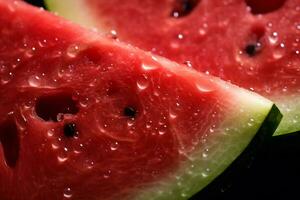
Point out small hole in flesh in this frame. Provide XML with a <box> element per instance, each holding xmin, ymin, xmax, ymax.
<box><xmin>63</xmin><ymin>123</ymin><xmax>78</xmax><ymax>138</ymax></box>
<box><xmin>245</xmin><ymin>0</ymin><xmax>286</xmax><ymax>14</ymax></box>
<box><xmin>171</xmin><ymin>0</ymin><xmax>200</xmax><ymax>18</ymax></box>
<box><xmin>35</xmin><ymin>93</ymin><xmax>79</xmax><ymax>122</ymax></box>
<box><xmin>124</xmin><ymin>107</ymin><xmax>137</xmax><ymax>118</ymax></box>
<box><xmin>0</xmin><ymin>118</ymin><xmax>20</xmax><ymax>168</ymax></box>
<box><xmin>244</xmin><ymin>25</ymin><xmax>265</xmax><ymax>57</ymax></box>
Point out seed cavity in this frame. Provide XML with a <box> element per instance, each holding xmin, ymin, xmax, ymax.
<box><xmin>63</xmin><ymin>123</ymin><xmax>78</xmax><ymax>138</ymax></box>
<box><xmin>35</xmin><ymin>93</ymin><xmax>79</xmax><ymax>122</ymax></box>
<box><xmin>245</xmin><ymin>0</ymin><xmax>286</xmax><ymax>14</ymax></box>
<box><xmin>244</xmin><ymin>25</ymin><xmax>265</xmax><ymax>57</ymax></box>
<box><xmin>171</xmin><ymin>0</ymin><xmax>200</xmax><ymax>18</ymax></box>
<box><xmin>124</xmin><ymin>106</ymin><xmax>137</xmax><ymax>118</ymax></box>
<box><xmin>0</xmin><ymin>118</ymin><xmax>20</xmax><ymax>168</ymax></box>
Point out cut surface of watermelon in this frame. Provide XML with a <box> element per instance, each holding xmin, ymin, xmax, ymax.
<box><xmin>0</xmin><ymin>1</ymin><xmax>281</xmax><ymax>200</ymax></box>
<box><xmin>46</xmin><ymin>0</ymin><xmax>300</xmax><ymax>136</ymax></box>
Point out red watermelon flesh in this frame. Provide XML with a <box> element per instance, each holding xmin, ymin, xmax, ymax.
<box><xmin>0</xmin><ymin>1</ymin><xmax>280</xmax><ymax>200</ymax></box>
<box><xmin>46</xmin><ymin>0</ymin><xmax>300</xmax><ymax>135</ymax></box>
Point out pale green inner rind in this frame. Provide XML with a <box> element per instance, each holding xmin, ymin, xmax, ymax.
<box><xmin>45</xmin><ymin>0</ymin><xmax>104</xmax><ymax>30</ymax></box>
<box><xmin>273</xmin><ymin>95</ymin><xmax>300</xmax><ymax>136</ymax></box>
<box><xmin>131</xmin><ymin>98</ymin><xmax>275</xmax><ymax>200</ymax></box>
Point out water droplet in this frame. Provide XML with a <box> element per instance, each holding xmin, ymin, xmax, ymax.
<box><xmin>51</xmin><ymin>143</ymin><xmax>59</xmax><ymax>150</ymax></box>
<box><xmin>28</xmin><ymin>75</ymin><xmax>41</xmax><ymax>87</ymax></box>
<box><xmin>170</xmin><ymin>41</ymin><xmax>180</xmax><ymax>49</ymax></box>
<box><xmin>110</xmin><ymin>141</ymin><xmax>119</xmax><ymax>151</ymax></box>
<box><xmin>24</xmin><ymin>47</ymin><xmax>35</xmax><ymax>58</ymax></box>
<box><xmin>37</xmin><ymin>39</ymin><xmax>46</xmax><ymax>47</ymax></box>
<box><xmin>84</xmin><ymin>159</ymin><xmax>94</xmax><ymax>169</ymax></box>
<box><xmin>52</xmin><ymin>50</ymin><xmax>62</xmax><ymax>58</ymax></box>
<box><xmin>1</xmin><ymin>71</ymin><xmax>13</xmax><ymax>85</ymax></box>
<box><xmin>146</xmin><ymin>121</ymin><xmax>152</xmax><ymax>129</ymax></box>
<box><xmin>79</xmin><ymin>97</ymin><xmax>90</xmax><ymax>108</ymax></box>
<box><xmin>58</xmin><ymin>65</ymin><xmax>75</xmax><ymax>78</ymax></box>
<box><xmin>273</xmin><ymin>43</ymin><xmax>285</xmax><ymax>60</ymax></box>
<box><xmin>268</xmin><ymin>32</ymin><xmax>279</xmax><ymax>45</ymax></box>
<box><xmin>103</xmin><ymin>170</ymin><xmax>112</xmax><ymax>179</ymax></box>
<box><xmin>201</xmin><ymin>172</ymin><xmax>208</xmax><ymax>178</ymax></box>
<box><xmin>172</xmin><ymin>11</ymin><xmax>179</xmax><ymax>18</ymax></box>
<box><xmin>57</xmin><ymin>155</ymin><xmax>68</xmax><ymax>163</ymax></box>
<box><xmin>196</xmin><ymin>83</ymin><xmax>213</xmax><ymax>93</ymax></box>
<box><xmin>181</xmin><ymin>192</ymin><xmax>188</xmax><ymax>198</ymax></box>
<box><xmin>183</xmin><ymin>60</ymin><xmax>193</xmax><ymax>68</ymax></box>
<box><xmin>202</xmin><ymin>152</ymin><xmax>208</xmax><ymax>158</ymax></box>
<box><xmin>141</xmin><ymin>63</ymin><xmax>158</xmax><ymax>71</ymax></box>
<box><xmin>169</xmin><ymin>111</ymin><xmax>177</xmax><ymax>119</ymax></box>
<box><xmin>67</xmin><ymin>44</ymin><xmax>80</xmax><ymax>58</ymax></box>
<box><xmin>63</xmin><ymin>187</ymin><xmax>72</xmax><ymax>198</ymax></box>
<box><xmin>127</xmin><ymin>119</ymin><xmax>135</xmax><ymax>127</ymax></box>
<box><xmin>47</xmin><ymin>129</ymin><xmax>54</xmax><ymax>137</ymax></box>
<box><xmin>177</xmin><ymin>33</ymin><xmax>184</xmax><ymax>40</ymax></box>
<box><xmin>74</xmin><ymin>143</ymin><xmax>84</xmax><ymax>154</ymax></box>
<box><xmin>158</xmin><ymin>124</ymin><xmax>168</xmax><ymax>135</ymax></box>
<box><xmin>198</xmin><ymin>28</ymin><xmax>207</xmax><ymax>36</ymax></box>
<box><xmin>151</xmin><ymin>56</ymin><xmax>159</xmax><ymax>62</ymax></box>
<box><xmin>109</xmin><ymin>30</ymin><xmax>118</xmax><ymax>39</ymax></box>
<box><xmin>296</xmin><ymin>23</ymin><xmax>300</xmax><ymax>30</ymax></box>
<box><xmin>136</xmin><ymin>76</ymin><xmax>149</xmax><ymax>91</ymax></box>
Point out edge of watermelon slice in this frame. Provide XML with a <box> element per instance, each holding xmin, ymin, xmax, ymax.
<box><xmin>130</xmin><ymin>103</ymin><xmax>281</xmax><ymax>200</ymax></box>
<box><xmin>44</xmin><ymin>0</ymin><xmax>299</xmax><ymax>137</ymax></box>
<box><xmin>1</xmin><ymin>1</ymin><xmax>282</xmax><ymax>199</ymax></box>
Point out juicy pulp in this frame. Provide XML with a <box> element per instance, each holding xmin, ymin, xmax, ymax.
<box><xmin>0</xmin><ymin>1</ymin><xmax>281</xmax><ymax>200</ymax></box>
<box><xmin>46</xmin><ymin>0</ymin><xmax>300</xmax><ymax>136</ymax></box>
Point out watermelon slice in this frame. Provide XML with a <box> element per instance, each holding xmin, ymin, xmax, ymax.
<box><xmin>0</xmin><ymin>1</ymin><xmax>281</xmax><ymax>199</ymax></box>
<box><xmin>45</xmin><ymin>0</ymin><xmax>300</xmax><ymax>136</ymax></box>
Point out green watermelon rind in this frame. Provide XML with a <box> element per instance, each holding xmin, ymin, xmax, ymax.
<box><xmin>272</xmin><ymin>97</ymin><xmax>300</xmax><ymax>136</ymax></box>
<box><xmin>44</xmin><ymin>0</ymin><xmax>103</xmax><ymax>30</ymax></box>
<box><xmin>129</xmin><ymin>102</ymin><xmax>281</xmax><ymax>200</ymax></box>
<box><xmin>45</xmin><ymin>0</ymin><xmax>296</xmax><ymax>137</ymax></box>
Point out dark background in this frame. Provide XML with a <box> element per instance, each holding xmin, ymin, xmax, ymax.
<box><xmin>23</xmin><ymin>0</ymin><xmax>300</xmax><ymax>199</ymax></box>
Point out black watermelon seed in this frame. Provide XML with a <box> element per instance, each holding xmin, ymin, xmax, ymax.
<box><xmin>63</xmin><ymin>123</ymin><xmax>78</xmax><ymax>138</ymax></box>
<box><xmin>245</xmin><ymin>42</ymin><xmax>262</xmax><ymax>57</ymax></box>
<box><xmin>124</xmin><ymin>107</ymin><xmax>137</xmax><ymax>118</ymax></box>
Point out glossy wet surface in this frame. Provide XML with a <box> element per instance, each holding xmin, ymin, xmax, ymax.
<box><xmin>8</xmin><ymin>0</ymin><xmax>300</xmax><ymax>199</ymax></box>
<box><xmin>85</xmin><ymin>0</ymin><xmax>300</xmax><ymax>134</ymax></box>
